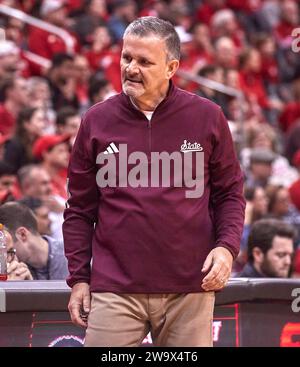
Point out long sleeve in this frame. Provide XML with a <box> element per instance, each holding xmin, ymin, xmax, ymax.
<box><xmin>209</xmin><ymin>108</ymin><xmax>246</xmax><ymax>259</ymax></box>
<box><xmin>63</xmin><ymin>117</ymin><xmax>100</xmax><ymax>288</ymax></box>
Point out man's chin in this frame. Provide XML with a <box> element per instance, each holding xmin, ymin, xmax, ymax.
<box><xmin>122</xmin><ymin>84</ymin><xmax>144</xmax><ymax>98</ymax></box>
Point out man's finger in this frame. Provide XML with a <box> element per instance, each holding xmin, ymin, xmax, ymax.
<box><xmin>202</xmin><ymin>268</ymin><xmax>229</xmax><ymax>291</ymax></box>
<box><xmin>201</xmin><ymin>252</ymin><xmax>213</xmax><ymax>273</ymax></box>
<box><xmin>202</xmin><ymin>261</ymin><xmax>222</xmax><ymax>283</ymax></box>
<box><xmin>69</xmin><ymin>302</ymin><xmax>87</xmax><ymax>328</ymax></box>
<box><xmin>83</xmin><ymin>294</ymin><xmax>91</xmax><ymax>313</ymax></box>
<box><xmin>7</xmin><ymin>261</ymin><xmax>18</xmax><ymax>274</ymax></box>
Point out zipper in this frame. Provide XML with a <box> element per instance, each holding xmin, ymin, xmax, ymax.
<box><xmin>148</xmin><ymin>118</ymin><xmax>152</xmax><ymax>162</ymax></box>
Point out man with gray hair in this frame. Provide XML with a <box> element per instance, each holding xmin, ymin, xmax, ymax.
<box><xmin>18</xmin><ymin>164</ymin><xmax>65</xmax><ymax>241</ymax></box>
<box><xmin>64</xmin><ymin>16</ymin><xmax>245</xmax><ymax>347</ymax></box>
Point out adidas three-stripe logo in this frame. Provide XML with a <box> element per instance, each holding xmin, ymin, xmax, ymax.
<box><xmin>103</xmin><ymin>142</ymin><xmax>119</xmax><ymax>154</ymax></box>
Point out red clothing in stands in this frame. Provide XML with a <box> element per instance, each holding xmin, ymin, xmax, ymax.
<box><xmin>239</xmin><ymin>71</ymin><xmax>269</xmax><ymax>109</ymax></box>
<box><xmin>289</xmin><ymin>179</ymin><xmax>300</xmax><ymax>212</ymax></box>
<box><xmin>0</xmin><ymin>104</ymin><xmax>15</xmax><ymax>136</ymax></box>
<box><xmin>293</xmin><ymin>247</ymin><xmax>300</xmax><ymax>274</ymax></box>
<box><xmin>226</xmin><ymin>0</ymin><xmax>262</xmax><ymax>13</ymax></box>
<box><xmin>261</xmin><ymin>57</ymin><xmax>279</xmax><ymax>84</ymax></box>
<box><xmin>279</xmin><ymin>102</ymin><xmax>300</xmax><ymax>132</ymax></box>
<box><xmin>196</xmin><ymin>3</ymin><xmax>225</xmax><ymax>25</ymax></box>
<box><xmin>275</xmin><ymin>21</ymin><xmax>294</xmax><ymax>46</ymax></box>
<box><xmin>27</xmin><ymin>27</ymin><xmax>79</xmax><ymax>60</ymax></box>
<box><xmin>84</xmin><ymin>48</ymin><xmax>122</xmax><ymax>92</ymax></box>
<box><xmin>51</xmin><ymin>168</ymin><xmax>68</xmax><ymax>200</ymax></box>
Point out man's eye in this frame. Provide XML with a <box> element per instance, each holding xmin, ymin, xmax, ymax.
<box><xmin>277</xmin><ymin>253</ymin><xmax>290</xmax><ymax>259</ymax></box>
<box><xmin>122</xmin><ymin>55</ymin><xmax>131</xmax><ymax>62</ymax></box>
<box><xmin>140</xmin><ymin>59</ymin><xmax>150</xmax><ymax>65</ymax></box>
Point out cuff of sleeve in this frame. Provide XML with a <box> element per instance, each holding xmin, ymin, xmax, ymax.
<box><xmin>66</xmin><ymin>277</ymin><xmax>90</xmax><ymax>289</ymax></box>
<box><xmin>214</xmin><ymin>243</ymin><xmax>238</xmax><ymax>260</ymax></box>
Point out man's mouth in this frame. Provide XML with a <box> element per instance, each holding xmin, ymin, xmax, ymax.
<box><xmin>126</xmin><ymin>78</ymin><xmax>142</xmax><ymax>84</ymax></box>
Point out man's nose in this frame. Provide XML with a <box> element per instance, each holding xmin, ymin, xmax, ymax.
<box><xmin>284</xmin><ymin>255</ymin><xmax>292</xmax><ymax>266</ymax></box>
<box><xmin>126</xmin><ymin>60</ymin><xmax>139</xmax><ymax>75</ymax></box>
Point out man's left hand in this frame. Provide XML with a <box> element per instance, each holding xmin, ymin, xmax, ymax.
<box><xmin>201</xmin><ymin>247</ymin><xmax>233</xmax><ymax>291</ymax></box>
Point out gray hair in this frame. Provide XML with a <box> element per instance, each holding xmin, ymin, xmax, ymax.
<box><xmin>123</xmin><ymin>16</ymin><xmax>181</xmax><ymax>61</ymax></box>
<box><xmin>17</xmin><ymin>164</ymin><xmax>40</xmax><ymax>187</ymax></box>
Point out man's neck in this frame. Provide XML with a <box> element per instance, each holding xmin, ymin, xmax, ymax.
<box><xmin>29</xmin><ymin>236</ymin><xmax>49</xmax><ymax>268</ymax></box>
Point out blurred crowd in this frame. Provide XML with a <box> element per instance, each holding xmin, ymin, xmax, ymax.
<box><xmin>0</xmin><ymin>0</ymin><xmax>300</xmax><ymax>280</ymax></box>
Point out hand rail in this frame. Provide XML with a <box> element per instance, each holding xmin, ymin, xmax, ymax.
<box><xmin>0</xmin><ymin>3</ymin><xmax>75</xmax><ymax>55</ymax></box>
<box><xmin>23</xmin><ymin>50</ymin><xmax>51</xmax><ymax>69</ymax></box>
<box><xmin>177</xmin><ymin>68</ymin><xmax>243</xmax><ymax>98</ymax></box>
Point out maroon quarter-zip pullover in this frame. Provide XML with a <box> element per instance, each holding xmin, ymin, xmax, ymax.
<box><xmin>63</xmin><ymin>82</ymin><xmax>246</xmax><ymax>293</ymax></box>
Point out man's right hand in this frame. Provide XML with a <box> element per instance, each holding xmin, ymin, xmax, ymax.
<box><xmin>68</xmin><ymin>282</ymin><xmax>91</xmax><ymax>328</ymax></box>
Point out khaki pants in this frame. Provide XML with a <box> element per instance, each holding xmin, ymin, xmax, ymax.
<box><xmin>85</xmin><ymin>292</ymin><xmax>215</xmax><ymax>347</ymax></box>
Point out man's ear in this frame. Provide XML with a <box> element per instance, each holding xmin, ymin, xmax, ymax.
<box><xmin>252</xmin><ymin>247</ymin><xmax>264</xmax><ymax>265</ymax></box>
<box><xmin>15</xmin><ymin>227</ymin><xmax>28</xmax><ymax>242</ymax></box>
<box><xmin>166</xmin><ymin>59</ymin><xmax>179</xmax><ymax>79</ymax></box>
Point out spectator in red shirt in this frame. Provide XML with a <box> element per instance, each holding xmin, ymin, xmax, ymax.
<box><xmin>84</xmin><ymin>25</ymin><xmax>122</xmax><ymax>92</ymax></box>
<box><xmin>196</xmin><ymin>0</ymin><xmax>225</xmax><ymax>25</ymax></box>
<box><xmin>73</xmin><ymin>54</ymin><xmax>92</xmax><ymax>111</ymax></box>
<box><xmin>72</xmin><ymin>0</ymin><xmax>108</xmax><ymax>45</ymax></box>
<box><xmin>27</xmin><ymin>0</ymin><xmax>77</xmax><ymax>60</ymax></box>
<box><xmin>227</xmin><ymin>0</ymin><xmax>262</xmax><ymax>13</ymax></box>
<box><xmin>279</xmin><ymin>79</ymin><xmax>300</xmax><ymax>132</ymax></box>
<box><xmin>239</xmin><ymin>47</ymin><xmax>282</xmax><ymax>112</ymax></box>
<box><xmin>47</xmin><ymin>53</ymin><xmax>79</xmax><ymax>110</ymax></box>
<box><xmin>139</xmin><ymin>0</ymin><xmax>169</xmax><ymax>18</ymax></box>
<box><xmin>0</xmin><ymin>40</ymin><xmax>23</xmax><ymax>79</ymax></box>
<box><xmin>0</xmin><ymin>76</ymin><xmax>29</xmax><ymax>136</ymax></box>
<box><xmin>256</xmin><ymin>34</ymin><xmax>279</xmax><ymax>86</ymax></box>
<box><xmin>3</xmin><ymin>17</ymin><xmax>25</xmax><ymax>48</ymax></box>
<box><xmin>55</xmin><ymin>106</ymin><xmax>81</xmax><ymax>146</ymax></box>
<box><xmin>211</xmin><ymin>9</ymin><xmax>246</xmax><ymax>50</ymax></box>
<box><xmin>274</xmin><ymin>0</ymin><xmax>299</xmax><ymax>48</ymax></box>
<box><xmin>32</xmin><ymin>134</ymin><xmax>70</xmax><ymax>200</ymax></box>
<box><xmin>214</xmin><ymin>36</ymin><xmax>239</xmax><ymax>69</ymax></box>
<box><xmin>188</xmin><ymin>23</ymin><xmax>214</xmax><ymax>65</ymax></box>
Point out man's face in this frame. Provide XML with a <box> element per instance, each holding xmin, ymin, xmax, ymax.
<box><xmin>273</xmin><ymin>188</ymin><xmax>290</xmax><ymax>216</ymax></box>
<box><xmin>24</xmin><ymin>108</ymin><xmax>46</xmax><ymax>137</ymax></box>
<box><xmin>11</xmin><ymin>78</ymin><xmax>29</xmax><ymax>106</ymax></box>
<box><xmin>35</xmin><ymin>206</ymin><xmax>51</xmax><ymax>236</ymax></box>
<box><xmin>45</xmin><ymin>142</ymin><xmax>70</xmax><ymax>169</ymax></box>
<box><xmin>74</xmin><ymin>56</ymin><xmax>91</xmax><ymax>83</ymax></box>
<box><xmin>215</xmin><ymin>39</ymin><xmax>237</xmax><ymax>68</ymax></box>
<box><xmin>63</xmin><ymin>115</ymin><xmax>81</xmax><ymax>137</ymax></box>
<box><xmin>253</xmin><ymin>187</ymin><xmax>268</xmax><ymax>215</ymax></box>
<box><xmin>93</xmin><ymin>26</ymin><xmax>111</xmax><ymax>48</ymax></box>
<box><xmin>47</xmin><ymin>7</ymin><xmax>67</xmax><ymax>27</ymax></box>
<box><xmin>0</xmin><ymin>53</ymin><xmax>20</xmax><ymax>77</ymax></box>
<box><xmin>260</xmin><ymin>236</ymin><xmax>294</xmax><ymax>278</ymax></box>
<box><xmin>57</xmin><ymin>60</ymin><xmax>75</xmax><ymax>81</ymax></box>
<box><xmin>251</xmin><ymin>162</ymin><xmax>272</xmax><ymax>181</ymax></box>
<box><xmin>121</xmin><ymin>34</ymin><xmax>178</xmax><ymax>106</ymax></box>
<box><xmin>23</xmin><ymin>169</ymin><xmax>52</xmax><ymax>199</ymax></box>
<box><xmin>0</xmin><ymin>174</ymin><xmax>16</xmax><ymax>192</ymax></box>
